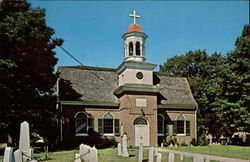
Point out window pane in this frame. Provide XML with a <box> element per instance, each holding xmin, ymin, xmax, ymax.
<box><xmin>104</xmin><ymin>119</ymin><xmax>113</xmax><ymax>133</ymax></box>
<box><xmin>76</xmin><ymin>118</ymin><xmax>87</xmax><ymax>134</ymax></box>
<box><xmin>157</xmin><ymin>115</ymin><xmax>164</xmax><ymax>134</ymax></box>
<box><xmin>177</xmin><ymin>120</ymin><xmax>184</xmax><ymax>134</ymax></box>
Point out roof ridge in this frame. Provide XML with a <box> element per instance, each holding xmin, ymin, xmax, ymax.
<box><xmin>58</xmin><ymin>65</ymin><xmax>116</xmax><ymax>72</ymax></box>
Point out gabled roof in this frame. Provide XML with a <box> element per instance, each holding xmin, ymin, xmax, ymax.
<box><xmin>58</xmin><ymin>66</ymin><xmax>197</xmax><ymax>108</ymax></box>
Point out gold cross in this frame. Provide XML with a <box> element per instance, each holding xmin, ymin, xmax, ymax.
<box><xmin>129</xmin><ymin>10</ymin><xmax>140</xmax><ymax>24</ymax></box>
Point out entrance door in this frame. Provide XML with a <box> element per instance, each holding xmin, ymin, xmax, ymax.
<box><xmin>134</xmin><ymin>117</ymin><xmax>149</xmax><ymax>146</ymax></box>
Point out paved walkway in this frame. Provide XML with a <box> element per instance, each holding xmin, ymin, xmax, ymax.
<box><xmin>157</xmin><ymin>148</ymin><xmax>249</xmax><ymax>162</ymax></box>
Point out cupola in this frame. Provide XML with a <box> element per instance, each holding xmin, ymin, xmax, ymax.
<box><xmin>122</xmin><ymin>10</ymin><xmax>148</xmax><ymax>62</ymax></box>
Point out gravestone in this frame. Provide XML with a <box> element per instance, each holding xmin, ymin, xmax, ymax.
<box><xmin>117</xmin><ymin>143</ymin><xmax>122</xmax><ymax>156</ymax></box>
<box><xmin>14</xmin><ymin>149</ymin><xmax>22</xmax><ymax>162</ymax></box>
<box><xmin>19</xmin><ymin>122</ymin><xmax>30</xmax><ymax>158</ymax></box>
<box><xmin>193</xmin><ymin>154</ymin><xmax>204</xmax><ymax>162</ymax></box>
<box><xmin>74</xmin><ymin>154</ymin><xmax>81</xmax><ymax>162</ymax></box>
<box><xmin>121</xmin><ymin>134</ymin><xmax>129</xmax><ymax>157</ymax></box>
<box><xmin>90</xmin><ymin>146</ymin><xmax>98</xmax><ymax>162</ymax></box>
<box><xmin>154</xmin><ymin>148</ymin><xmax>158</xmax><ymax>156</ymax></box>
<box><xmin>148</xmin><ymin>147</ymin><xmax>154</xmax><ymax>162</ymax></box>
<box><xmin>180</xmin><ymin>154</ymin><xmax>184</xmax><ymax>161</ymax></box>
<box><xmin>169</xmin><ymin>143</ymin><xmax>173</xmax><ymax>147</ymax></box>
<box><xmin>138</xmin><ymin>143</ymin><xmax>143</xmax><ymax>162</ymax></box>
<box><xmin>156</xmin><ymin>153</ymin><xmax>162</xmax><ymax>162</ymax></box>
<box><xmin>160</xmin><ymin>143</ymin><xmax>163</xmax><ymax>147</ymax></box>
<box><xmin>3</xmin><ymin>147</ymin><xmax>14</xmax><ymax>162</ymax></box>
<box><xmin>168</xmin><ymin>152</ymin><xmax>175</xmax><ymax>162</ymax></box>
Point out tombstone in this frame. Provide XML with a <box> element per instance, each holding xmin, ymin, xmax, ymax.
<box><xmin>174</xmin><ymin>144</ymin><xmax>177</xmax><ymax>147</ymax></box>
<box><xmin>154</xmin><ymin>148</ymin><xmax>158</xmax><ymax>156</ymax></box>
<box><xmin>90</xmin><ymin>146</ymin><xmax>98</xmax><ymax>162</ymax></box>
<box><xmin>19</xmin><ymin>121</ymin><xmax>30</xmax><ymax>159</ymax></box>
<box><xmin>3</xmin><ymin>147</ymin><xmax>14</xmax><ymax>162</ymax></box>
<box><xmin>74</xmin><ymin>154</ymin><xmax>81</xmax><ymax>162</ymax></box>
<box><xmin>79</xmin><ymin>144</ymin><xmax>89</xmax><ymax>161</ymax></box>
<box><xmin>169</xmin><ymin>143</ymin><xmax>173</xmax><ymax>147</ymax></box>
<box><xmin>148</xmin><ymin>147</ymin><xmax>154</xmax><ymax>162</ymax></box>
<box><xmin>180</xmin><ymin>154</ymin><xmax>184</xmax><ymax>161</ymax></box>
<box><xmin>117</xmin><ymin>143</ymin><xmax>122</xmax><ymax>156</ymax></box>
<box><xmin>160</xmin><ymin>143</ymin><xmax>163</xmax><ymax>147</ymax></box>
<box><xmin>121</xmin><ymin>134</ymin><xmax>129</xmax><ymax>157</ymax></box>
<box><xmin>209</xmin><ymin>138</ymin><xmax>212</xmax><ymax>145</ymax></box>
<box><xmin>138</xmin><ymin>143</ymin><xmax>143</xmax><ymax>162</ymax></box>
<box><xmin>168</xmin><ymin>152</ymin><xmax>175</xmax><ymax>162</ymax></box>
<box><xmin>193</xmin><ymin>154</ymin><xmax>204</xmax><ymax>162</ymax></box>
<box><xmin>14</xmin><ymin>149</ymin><xmax>22</xmax><ymax>162</ymax></box>
<box><xmin>156</xmin><ymin>153</ymin><xmax>162</xmax><ymax>162</ymax></box>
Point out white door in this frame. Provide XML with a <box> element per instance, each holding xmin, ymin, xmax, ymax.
<box><xmin>134</xmin><ymin>125</ymin><xmax>149</xmax><ymax>146</ymax></box>
<box><xmin>134</xmin><ymin>117</ymin><xmax>149</xmax><ymax>146</ymax></box>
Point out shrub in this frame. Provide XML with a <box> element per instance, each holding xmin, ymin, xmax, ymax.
<box><xmin>163</xmin><ymin>136</ymin><xmax>177</xmax><ymax>146</ymax></box>
<box><xmin>180</xmin><ymin>142</ymin><xmax>188</xmax><ymax>146</ymax></box>
<box><xmin>108</xmin><ymin>136</ymin><xmax>118</xmax><ymax>148</ymax></box>
<box><xmin>190</xmin><ymin>138</ymin><xmax>198</xmax><ymax>146</ymax></box>
<box><xmin>198</xmin><ymin>134</ymin><xmax>208</xmax><ymax>146</ymax></box>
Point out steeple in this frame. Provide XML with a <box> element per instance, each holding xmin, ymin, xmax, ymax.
<box><xmin>122</xmin><ymin>10</ymin><xmax>148</xmax><ymax>62</ymax></box>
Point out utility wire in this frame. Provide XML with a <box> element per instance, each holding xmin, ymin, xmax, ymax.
<box><xmin>52</xmin><ymin>39</ymin><xmax>114</xmax><ymax>87</ymax></box>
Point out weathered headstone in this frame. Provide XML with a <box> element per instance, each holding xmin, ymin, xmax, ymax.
<box><xmin>169</xmin><ymin>143</ymin><xmax>173</xmax><ymax>147</ymax></box>
<box><xmin>180</xmin><ymin>154</ymin><xmax>184</xmax><ymax>161</ymax></box>
<box><xmin>117</xmin><ymin>143</ymin><xmax>122</xmax><ymax>156</ymax></box>
<box><xmin>174</xmin><ymin>144</ymin><xmax>177</xmax><ymax>147</ymax></box>
<box><xmin>90</xmin><ymin>146</ymin><xmax>98</xmax><ymax>162</ymax></box>
<box><xmin>121</xmin><ymin>134</ymin><xmax>129</xmax><ymax>157</ymax></box>
<box><xmin>193</xmin><ymin>154</ymin><xmax>204</xmax><ymax>162</ymax></box>
<box><xmin>3</xmin><ymin>147</ymin><xmax>14</xmax><ymax>162</ymax></box>
<box><xmin>154</xmin><ymin>148</ymin><xmax>158</xmax><ymax>156</ymax></box>
<box><xmin>156</xmin><ymin>153</ymin><xmax>162</xmax><ymax>162</ymax></box>
<box><xmin>74</xmin><ymin>153</ymin><xmax>81</xmax><ymax>162</ymax></box>
<box><xmin>168</xmin><ymin>152</ymin><xmax>175</xmax><ymax>162</ymax></box>
<box><xmin>14</xmin><ymin>149</ymin><xmax>22</xmax><ymax>162</ymax></box>
<box><xmin>148</xmin><ymin>147</ymin><xmax>154</xmax><ymax>162</ymax></box>
<box><xmin>138</xmin><ymin>143</ymin><xmax>143</xmax><ymax>162</ymax></box>
<box><xmin>160</xmin><ymin>143</ymin><xmax>163</xmax><ymax>147</ymax></box>
<box><xmin>19</xmin><ymin>121</ymin><xmax>30</xmax><ymax>160</ymax></box>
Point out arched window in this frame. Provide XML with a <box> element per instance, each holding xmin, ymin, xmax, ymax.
<box><xmin>133</xmin><ymin>117</ymin><xmax>147</xmax><ymax>125</ymax></box>
<box><xmin>177</xmin><ymin>115</ymin><xmax>185</xmax><ymax>134</ymax></box>
<box><xmin>136</xmin><ymin>42</ymin><xmax>140</xmax><ymax>56</ymax></box>
<box><xmin>129</xmin><ymin>42</ymin><xmax>133</xmax><ymax>56</ymax></box>
<box><xmin>75</xmin><ymin>112</ymin><xmax>88</xmax><ymax>135</ymax></box>
<box><xmin>157</xmin><ymin>114</ymin><xmax>164</xmax><ymax>135</ymax></box>
<box><xmin>103</xmin><ymin>113</ymin><xmax>114</xmax><ymax>134</ymax></box>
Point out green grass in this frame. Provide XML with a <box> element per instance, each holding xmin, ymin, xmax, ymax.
<box><xmin>31</xmin><ymin>145</ymin><xmax>250</xmax><ymax>161</ymax></box>
<box><xmin>165</xmin><ymin>145</ymin><xmax>250</xmax><ymax>160</ymax></box>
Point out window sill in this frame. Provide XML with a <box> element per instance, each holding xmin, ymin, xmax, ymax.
<box><xmin>75</xmin><ymin>133</ymin><xmax>88</xmax><ymax>136</ymax></box>
<box><xmin>103</xmin><ymin>133</ymin><xmax>115</xmax><ymax>136</ymax></box>
<box><xmin>157</xmin><ymin>134</ymin><xmax>165</xmax><ymax>136</ymax></box>
<box><xmin>176</xmin><ymin>134</ymin><xmax>186</xmax><ymax>137</ymax></box>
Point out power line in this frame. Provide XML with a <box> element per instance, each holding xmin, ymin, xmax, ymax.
<box><xmin>52</xmin><ymin>39</ymin><xmax>114</xmax><ymax>87</ymax></box>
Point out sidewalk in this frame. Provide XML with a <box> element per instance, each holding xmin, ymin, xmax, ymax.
<box><xmin>158</xmin><ymin>148</ymin><xmax>249</xmax><ymax>162</ymax></box>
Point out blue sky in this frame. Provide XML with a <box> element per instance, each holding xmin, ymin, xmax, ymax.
<box><xmin>30</xmin><ymin>1</ymin><xmax>249</xmax><ymax>70</ymax></box>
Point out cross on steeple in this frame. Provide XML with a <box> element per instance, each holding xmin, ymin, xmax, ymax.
<box><xmin>129</xmin><ymin>10</ymin><xmax>140</xmax><ymax>24</ymax></box>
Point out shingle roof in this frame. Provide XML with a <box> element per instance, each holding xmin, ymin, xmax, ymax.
<box><xmin>58</xmin><ymin>66</ymin><xmax>197</xmax><ymax>108</ymax></box>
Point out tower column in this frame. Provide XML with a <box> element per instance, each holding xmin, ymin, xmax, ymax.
<box><xmin>133</xmin><ymin>41</ymin><xmax>136</xmax><ymax>56</ymax></box>
<box><xmin>140</xmin><ymin>43</ymin><xmax>143</xmax><ymax>57</ymax></box>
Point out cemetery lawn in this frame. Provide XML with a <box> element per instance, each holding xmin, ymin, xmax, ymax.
<box><xmin>165</xmin><ymin>145</ymin><xmax>250</xmax><ymax>160</ymax></box>
<box><xmin>33</xmin><ymin>145</ymin><xmax>249</xmax><ymax>162</ymax></box>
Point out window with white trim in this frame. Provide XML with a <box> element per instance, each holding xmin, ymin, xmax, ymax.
<box><xmin>157</xmin><ymin>114</ymin><xmax>164</xmax><ymax>135</ymax></box>
<box><xmin>177</xmin><ymin>115</ymin><xmax>185</xmax><ymax>134</ymax></box>
<box><xmin>103</xmin><ymin>113</ymin><xmax>114</xmax><ymax>134</ymax></box>
<box><xmin>75</xmin><ymin>112</ymin><xmax>88</xmax><ymax>136</ymax></box>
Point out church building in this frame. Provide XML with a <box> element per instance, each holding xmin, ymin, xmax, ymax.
<box><xmin>57</xmin><ymin>11</ymin><xmax>198</xmax><ymax>148</ymax></box>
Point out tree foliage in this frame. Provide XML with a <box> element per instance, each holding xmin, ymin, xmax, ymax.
<box><xmin>0</xmin><ymin>0</ymin><xmax>63</xmax><ymax>144</ymax></box>
<box><xmin>160</xmin><ymin>25</ymin><xmax>250</xmax><ymax>138</ymax></box>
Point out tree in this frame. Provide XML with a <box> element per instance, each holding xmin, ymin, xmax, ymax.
<box><xmin>0</xmin><ymin>0</ymin><xmax>63</xmax><ymax>144</ymax></box>
<box><xmin>211</xmin><ymin>25</ymin><xmax>250</xmax><ymax>137</ymax></box>
<box><xmin>160</xmin><ymin>50</ymin><xmax>227</xmax><ymax>137</ymax></box>
<box><xmin>160</xmin><ymin>25</ymin><xmax>250</xmax><ymax>140</ymax></box>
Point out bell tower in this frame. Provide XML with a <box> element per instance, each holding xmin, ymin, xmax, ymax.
<box><xmin>114</xmin><ymin>11</ymin><xmax>159</xmax><ymax>147</ymax></box>
<box><xmin>122</xmin><ymin>10</ymin><xmax>147</xmax><ymax>62</ymax></box>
